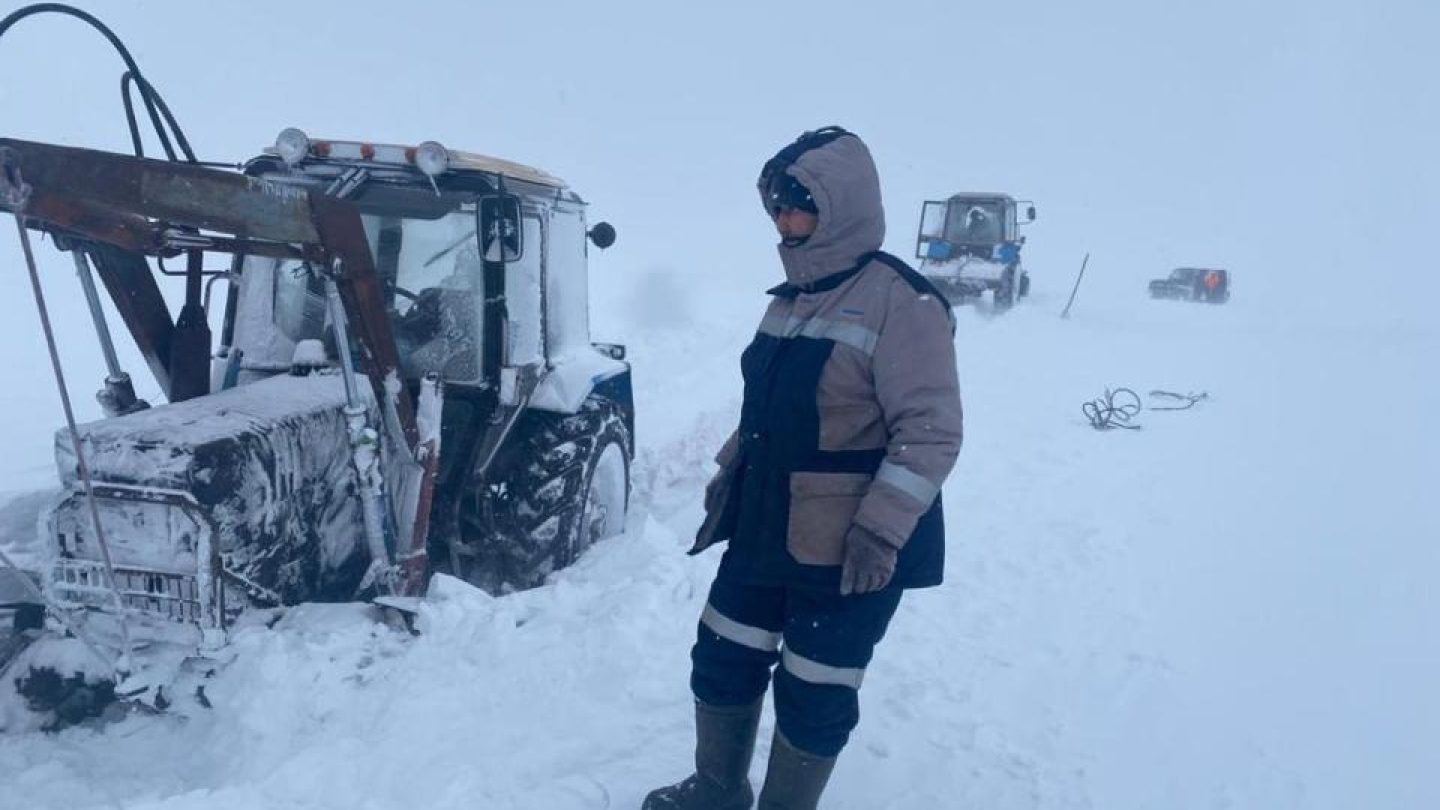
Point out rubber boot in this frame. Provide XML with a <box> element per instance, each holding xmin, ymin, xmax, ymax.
<box><xmin>641</xmin><ymin>699</ymin><xmax>762</xmax><ymax>810</ymax></box>
<box><xmin>755</xmin><ymin>731</ymin><xmax>837</xmax><ymax>810</ymax></box>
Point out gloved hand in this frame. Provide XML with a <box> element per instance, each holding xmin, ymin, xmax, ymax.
<box><xmin>839</xmin><ymin>524</ymin><xmax>898</xmax><ymax>595</ymax></box>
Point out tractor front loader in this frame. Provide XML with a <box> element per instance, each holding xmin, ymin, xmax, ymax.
<box><xmin>0</xmin><ymin>137</ymin><xmax>440</xmax><ymax>727</ymax></box>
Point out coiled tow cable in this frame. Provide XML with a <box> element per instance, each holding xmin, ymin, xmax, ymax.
<box><xmin>1083</xmin><ymin>388</ymin><xmax>1209</xmax><ymax>430</ymax></box>
<box><xmin>1083</xmin><ymin>387</ymin><xmax>1143</xmax><ymax>430</ymax></box>
<box><xmin>1148</xmin><ymin>390</ymin><xmax>1209</xmax><ymax>411</ymax></box>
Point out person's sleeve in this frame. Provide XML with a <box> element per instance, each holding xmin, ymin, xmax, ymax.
<box><xmin>851</xmin><ymin>285</ymin><xmax>964</xmax><ymax>548</ymax></box>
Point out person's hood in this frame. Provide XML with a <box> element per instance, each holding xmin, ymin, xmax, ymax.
<box><xmin>757</xmin><ymin>132</ymin><xmax>885</xmax><ymax>288</ymax></box>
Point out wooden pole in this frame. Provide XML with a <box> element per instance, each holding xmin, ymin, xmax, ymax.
<box><xmin>1061</xmin><ymin>252</ymin><xmax>1090</xmax><ymax>319</ymax></box>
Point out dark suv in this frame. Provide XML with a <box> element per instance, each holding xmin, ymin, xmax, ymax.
<box><xmin>1148</xmin><ymin>267</ymin><xmax>1230</xmax><ymax>303</ymax></box>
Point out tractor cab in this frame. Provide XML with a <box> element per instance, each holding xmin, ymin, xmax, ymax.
<box><xmin>914</xmin><ymin>193</ymin><xmax>1036</xmax><ymax>308</ymax></box>
<box><xmin>212</xmin><ymin>130</ymin><xmax>633</xmax><ymax>592</ymax></box>
<box><xmin>226</xmin><ymin>130</ymin><xmax>606</xmax><ymax>394</ymax></box>
<box><xmin>916</xmin><ymin>193</ymin><xmax>1033</xmax><ymax>262</ymax></box>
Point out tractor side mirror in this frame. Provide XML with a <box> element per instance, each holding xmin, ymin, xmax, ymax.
<box><xmin>478</xmin><ymin>194</ymin><xmax>524</xmax><ymax>263</ymax></box>
<box><xmin>1026</xmin><ymin>205</ymin><xmax>1037</xmax><ymax>221</ymax></box>
<box><xmin>588</xmin><ymin>221</ymin><xmax>617</xmax><ymax>250</ymax></box>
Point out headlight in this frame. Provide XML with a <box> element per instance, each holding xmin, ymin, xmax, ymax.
<box><xmin>275</xmin><ymin>128</ymin><xmax>310</xmax><ymax>166</ymax></box>
<box><xmin>414</xmin><ymin>141</ymin><xmax>449</xmax><ymax>176</ymax></box>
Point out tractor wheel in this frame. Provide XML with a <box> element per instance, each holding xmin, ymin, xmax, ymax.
<box><xmin>1018</xmin><ymin>271</ymin><xmax>1031</xmax><ymax>298</ymax></box>
<box><xmin>992</xmin><ymin>271</ymin><xmax>1016</xmax><ymax>311</ymax></box>
<box><xmin>463</xmin><ymin>397</ymin><xmax>632</xmax><ymax>593</ymax></box>
<box><xmin>14</xmin><ymin>665</ymin><xmax>117</xmax><ymax>731</ymax></box>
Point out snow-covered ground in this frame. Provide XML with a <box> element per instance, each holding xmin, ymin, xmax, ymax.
<box><xmin>0</xmin><ymin>276</ymin><xmax>1435</xmax><ymax>809</ymax></box>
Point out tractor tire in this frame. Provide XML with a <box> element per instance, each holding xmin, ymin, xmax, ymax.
<box><xmin>464</xmin><ymin>396</ymin><xmax>631</xmax><ymax>593</ymax></box>
<box><xmin>992</xmin><ymin>270</ymin><xmax>1016</xmax><ymax>311</ymax></box>
<box><xmin>1018</xmin><ymin>271</ymin><xmax>1031</xmax><ymax>298</ymax></box>
<box><xmin>13</xmin><ymin>665</ymin><xmax>117</xmax><ymax>731</ymax></box>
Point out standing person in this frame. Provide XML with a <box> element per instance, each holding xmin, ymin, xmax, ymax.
<box><xmin>642</xmin><ymin>127</ymin><xmax>964</xmax><ymax>810</ymax></box>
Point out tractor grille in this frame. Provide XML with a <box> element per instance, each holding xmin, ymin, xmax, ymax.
<box><xmin>51</xmin><ymin>559</ymin><xmax>204</xmax><ymax>623</ymax></box>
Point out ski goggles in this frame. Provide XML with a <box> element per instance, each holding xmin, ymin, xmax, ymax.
<box><xmin>765</xmin><ymin>172</ymin><xmax>817</xmax><ymax>216</ymax></box>
<box><xmin>759</xmin><ymin>125</ymin><xmax>853</xmax><ymax>217</ymax></box>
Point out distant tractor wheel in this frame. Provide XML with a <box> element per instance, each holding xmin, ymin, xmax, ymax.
<box><xmin>1018</xmin><ymin>272</ymin><xmax>1031</xmax><ymax>298</ymax></box>
<box><xmin>992</xmin><ymin>270</ymin><xmax>1017</xmax><ymax>311</ymax></box>
<box><xmin>464</xmin><ymin>397</ymin><xmax>631</xmax><ymax>592</ymax></box>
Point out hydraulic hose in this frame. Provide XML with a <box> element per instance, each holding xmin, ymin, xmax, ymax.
<box><xmin>0</xmin><ymin>3</ymin><xmax>196</xmax><ymax>162</ymax></box>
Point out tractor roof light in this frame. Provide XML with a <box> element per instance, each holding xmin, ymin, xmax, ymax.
<box><xmin>414</xmin><ymin>141</ymin><xmax>449</xmax><ymax>176</ymax></box>
<box><xmin>275</xmin><ymin>128</ymin><xmax>310</xmax><ymax>166</ymax></box>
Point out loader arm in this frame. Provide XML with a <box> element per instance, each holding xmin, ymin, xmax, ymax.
<box><xmin>0</xmin><ymin>137</ymin><xmax>419</xmax><ymax>449</ymax></box>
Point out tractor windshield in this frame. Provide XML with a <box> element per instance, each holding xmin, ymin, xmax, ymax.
<box><xmin>944</xmin><ymin>199</ymin><xmax>1005</xmax><ymax>245</ymax></box>
<box><xmin>244</xmin><ymin>204</ymin><xmax>486</xmax><ymax>384</ymax></box>
<box><xmin>364</xmin><ymin>209</ymin><xmax>484</xmax><ymax>383</ymax></box>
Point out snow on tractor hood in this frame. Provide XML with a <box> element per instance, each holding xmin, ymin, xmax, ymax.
<box><xmin>52</xmin><ymin>373</ymin><xmax>374</xmax><ymax>604</ymax></box>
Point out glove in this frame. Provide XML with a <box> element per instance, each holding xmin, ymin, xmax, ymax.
<box><xmin>839</xmin><ymin>524</ymin><xmax>899</xmax><ymax>596</ymax></box>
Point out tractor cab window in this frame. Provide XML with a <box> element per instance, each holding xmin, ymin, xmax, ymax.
<box><xmin>945</xmin><ymin>200</ymin><xmax>1005</xmax><ymax>245</ymax></box>
<box><xmin>272</xmin><ymin>259</ymin><xmax>327</xmax><ymax>342</ymax></box>
<box><xmin>260</xmin><ymin>203</ymin><xmax>487</xmax><ymax>385</ymax></box>
<box><xmin>363</xmin><ymin>208</ymin><xmax>485</xmax><ymax>384</ymax></box>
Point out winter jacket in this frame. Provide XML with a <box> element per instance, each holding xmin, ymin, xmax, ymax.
<box><xmin>692</xmin><ymin>130</ymin><xmax>964</xmax><ymax>590</ymax></box>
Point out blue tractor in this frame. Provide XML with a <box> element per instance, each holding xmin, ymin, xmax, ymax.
<box><xmin>914</xmin><ymin>193</ymin><xmax>1035</xmax><ymax>310</ymax></box>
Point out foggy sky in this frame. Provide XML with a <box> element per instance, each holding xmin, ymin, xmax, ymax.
<box><xmin>2</xmin><ymin>0</ymin><xmax>1434</xmax><ymax>320</ymax></box>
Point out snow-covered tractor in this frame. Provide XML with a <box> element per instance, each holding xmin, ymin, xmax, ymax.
<box><xmin>914</xmin><ymin>193</ymin><xmax>1036</xmax><ymax>310</ymax></box>
<box><xmin>0</xmin><ymin>128</ymin><xmax>632</xmax><ymax>729</ymax></box>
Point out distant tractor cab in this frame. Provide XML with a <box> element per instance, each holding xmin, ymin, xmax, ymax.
<box><xmin>915</xmin><ymin>193</ymin><xmax>1036</xmax><ymax>310</ymax></box>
